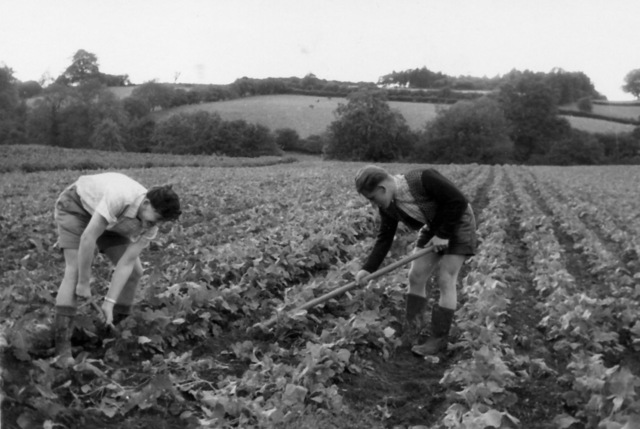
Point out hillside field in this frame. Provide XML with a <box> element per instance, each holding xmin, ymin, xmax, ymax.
<box><xmin>102</xmin><ymin>87</ymin><xmax>640</xmax><ymax>138</ymax></box>
<box><xmin>560</xmin><ymin>115</ymin><xmax>637</xmax><ymax>134</ymax></box>
<box><xmin>561</xmin><ymin>101</ymin><xmax>640</xmax><ymax>121</ymax></box>
<box><xmin>1</xmin><ymin>149</ymin><xmax>640</xmax><ymax>428</ymax></box>
<box><xmin>151</xmin><ymin>94</ymin><xmax>637</xmax><ymax>138</ymax></box>
<box><xmin>151</xmin><ymin>94</ymin><xmax>443</xmax><ymax>138</ymax></box>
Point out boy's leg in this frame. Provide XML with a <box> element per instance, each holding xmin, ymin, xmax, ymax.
<box><xmin>437</xmin><ymin>254</ymin><xmax>465</xmax><ymax>310</ymax></box>
<box><xmin>55</xmin><ymin>249</ymin><xmax>79</xmax><ymax>307</ymax></box>
<box><xmin>54</xmin><ymin>305</ymin><xmax>76</xmax><ymax>367</ymax></box>
<box><xmin>102</xmin><ymin>244</ymin><xmax>143</xmax><ymax>323</ymax></box>
<box><xmin>403</xmin><ymin>251</ymin><xmax>440</xmax><ymax>343</ymax></box>
<box><xmin>412</xmin><ymin>254</ymin><xmax>465</xmax><ymax>356</ymax></box>
<box><xmin>50</xmin><ymin>249</ymin><xmax>79</xmax><ymax>366</ymax></box>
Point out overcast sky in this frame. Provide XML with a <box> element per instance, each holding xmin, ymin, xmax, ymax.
<box><xmin>2</xmin><ymin>0</ymin><xmax>638</xmax><ymax>100</ymax></box>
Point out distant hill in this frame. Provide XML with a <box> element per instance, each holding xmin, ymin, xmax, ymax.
<box><xmin>49</xmin><ymin>87</ymin><xmax>638</xmax><ymax>138</ymax></box>
<box><xmin>559</xmin><ymin>101</ymin><xmax>640</xmax><ymax>121</ymax></box>
<box><xmin>150</xmin><ymin>94</ymin><xmax>444</xmax><ymax>138</ymax></box>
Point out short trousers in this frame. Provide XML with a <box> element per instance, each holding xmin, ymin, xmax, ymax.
<box><xmin>416</xmin><ymin>204</ymin><xmax>477</xmax><ymax>256</ymax></box>
<box><xmin>54</xmin><ymin>185</ymin><xmax>130</xmax><ymax>251</ymax></box>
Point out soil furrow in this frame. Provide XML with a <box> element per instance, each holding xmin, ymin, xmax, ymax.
<box><xmin>501</xmin><ymin>171</ymin><xmax>568</xmax><ymax>428</ymax></box>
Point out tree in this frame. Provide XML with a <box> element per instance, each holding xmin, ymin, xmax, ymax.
<box><xmin>274</xmin><ymin>128</ymin><xmax>301</xmax><ymax>151</ymax></box>
<box><xmin>0</xmin><ymin>66</ymin><xmax>27</xmax><ymax>144</ymax></box>
<box><xmin>57</xmin><ymin>49</ymin><xmax>100</xmax><ymax>86</ymax></box>
<box><xmin>498</xmin><ymin>72</ymin><xmax>571</xmax><ymax>162</ymax></box>
<box><xmin>26</xmin><ymin>83</ymin><xmax>73</xmax><ymax>146</ymax></box>
<box><xmin>416</xmin><ymin>97</ymin><xmax>513</xmax><ymax>164</ymax></box>
<box><xmin>126</xmin><ymin>117</ymin><xmax>156</xmax><ymax>152</ymax></box>
<box><xmin>151</xmin><ymin>113</ymin><xmax>197</xmax><ymax>154</ymax></box>
<box><xmin>17</xmin><ymin>80</ymin><xmax>42</xmax><ymax>98</ymax></box>
<box><xmin>544</xmin><ymin>69</ymin><xmax>599</xmax><ymax>105</ymax></box>
<box><xmin>131</xmin><ymin>82</ymin><xmax>174</xmax><ymax>111</ymax></box>
<box><xmin>622</xmin><ymin>69</ymin><xmax>640</xmax><ymax>99</ymax></box>
<box><xmin>27</xmin><ymin>80</ymin><xmax>127</xmax><ymax>148</ymax></box>
<box><xmin>324</xmin><ymin>89</ymin><xmax>415</xmax><ymax>161</ymax></box>
<box><xmin>123</xmin><ymin>97</ymin><xmax>151</xmax><ymax>120</ymax></box>
<box><xmin>91</xmin><ymin>118</ymin><xmax>125</xmax><ymax>151</ymax></box>
<box><xmin>546</xmin><ymin>129</ymin><xmax>604</xmax><ymax>165</ymax></box>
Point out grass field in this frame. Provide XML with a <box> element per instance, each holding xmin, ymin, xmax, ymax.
<box><xmin>560</xmin><ymin>115</ymin><xmax>637</xmax><ymax>134</ymax></box>
<box><xmin>151</xmin><ymin>94</ymin><xmax>443</xmax><ymax>138</ymax></box>
<box><xmin>98</xmin><ymin>87</ymin><xmax>640</xmax><ymax>138</ymax></box>
<box><xmin>2</xmin><ymin>148</ymin><xmax>640</xmax><ymax>428</ymax></box>
<box><xmin>153</xmin><ymin>93</ymin><xmax>638</xmax><ymax>138</ymax></box>
<box><xmin>561</xmin><ymin>101</ymin><xmax>640</xmax><ymax>121</ymax></box>
<box><xmin>0</xmin><ymin>144</ymin><xmax>296</xmax><ymax>173</ymax></box>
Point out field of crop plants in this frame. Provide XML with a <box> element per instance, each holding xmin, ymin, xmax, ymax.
<box><xmin>2</xmin><ymin>156</ymin><xmax>640</xmax><ymax>429</ymax></box>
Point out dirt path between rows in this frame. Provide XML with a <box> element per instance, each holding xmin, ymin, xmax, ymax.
<box><xmin>501</xmin><ymin>171</ymin><xmax>568</xmax><ymax>427</ymax></box>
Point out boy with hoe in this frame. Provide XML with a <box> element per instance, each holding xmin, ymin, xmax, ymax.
<box><xmin>354</xmin><ymin>165</ymin><xmax>476</xmax><ymax>356</ymax></box>
<box><xmin>52</xmin><ymin>172</ymin><xmax>181</xmax><ymax>366</ymax></box>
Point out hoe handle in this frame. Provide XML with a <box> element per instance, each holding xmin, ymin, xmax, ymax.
<box><xmin>260</xmin><ymin>245</ymin><xmax>435</xmax><ymax>330</ymax></box>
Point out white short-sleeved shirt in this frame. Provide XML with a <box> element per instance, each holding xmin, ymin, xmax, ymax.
<box><xmin>75</xmin><ymin>172</ymin><xmax>158</xmax><ymax>242</ymax></box>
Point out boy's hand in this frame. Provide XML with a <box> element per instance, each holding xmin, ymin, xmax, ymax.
<box><xmin>101</xmin><ymin>299</ymin><xmax>115</xmax><ymax>327</ymax></box>
<box><xmin>75</xmin><ymin>281</ymin><xmax>92</xmax><ymax>298</ymax></box>
<box><xmin>355</xmin><ymin>270</ymin><xmax>371</xmax><ymax>285</ymax></box>
<box><xmin>429</xmin><ymin>236</ymin><xmax>450</xmax><ymax>253</ymax></box>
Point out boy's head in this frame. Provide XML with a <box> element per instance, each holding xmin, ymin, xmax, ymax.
<box><xmin>355</xmin><ymin>165</ymin><xmax>391</xmax><ymax>194</ymax></box>
<box><xmin>355</xmin><ymin>165</ymin><xmax>395</xmax><ymax>209</ymax></box>
<box><xmin>146</xmin><ymin>185</ymin><xmax>182</xmax><ymax>221</ymax></box>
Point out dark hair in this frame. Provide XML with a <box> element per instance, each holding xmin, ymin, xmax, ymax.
<box><xmin>146</xmin><ymin>185</ymin><xmax>181</xmax><ymax>221</ymax></box>
<box><xmin>355</xmin><ymin>165</ymin><xmax>390</xmax><ymax>194</ymax></box>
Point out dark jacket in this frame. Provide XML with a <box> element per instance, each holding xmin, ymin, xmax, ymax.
<box><xmin>362</xmin><ymin>168</ymin><xmax>468</xmax><ymax>273</ymax></box>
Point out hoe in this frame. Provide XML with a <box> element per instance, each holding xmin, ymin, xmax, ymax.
<box><xmin>251</xmin><ymin>245</ymin><xmax>435</xmax><ymax>332</ymax></box>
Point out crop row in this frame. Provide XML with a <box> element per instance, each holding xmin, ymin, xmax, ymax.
<box><xmin>507</xmin><ymin>166</ymin><xmax>640</xmax><ymax>428</ymax></box>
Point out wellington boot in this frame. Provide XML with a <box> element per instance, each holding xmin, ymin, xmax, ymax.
<box><xmin>411</xmin><ymin>336</ymin><xmax>448</xmax><ymax>356</ymax></box>
<box><xmin>401</xmin><ymin>294</ymin><xmax>428</xmax><ymax>346</ymax></box>
<box><xmin>412</xmin><ymin>305</ymin><xmax>454</xmax><ymax>356</ymax></box>
<box><xmin>112</xmin><ymin>304</ymin><xmax>132</xmax><ymax>326</ymax></box>
<box><xmin>53</xmin><ymin>307</ymin><xmax>76</xmax><ymax>368</ymax></box>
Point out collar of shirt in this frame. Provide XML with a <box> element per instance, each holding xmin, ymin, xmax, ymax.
<box><xmin>392</xmin><ymin>175</ymin><xmax>426</xmax><ymax>224</ymax></box>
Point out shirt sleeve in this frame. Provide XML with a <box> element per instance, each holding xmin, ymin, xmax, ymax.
<box><xmin>362</xmin><ymin>209</ymin><xmax>398</xmax><ymax>273</ymax></box>
<box><xmin>420</xmin><ymin>169</ymin><xmax>468</xmax><ymax>239</ymax></box>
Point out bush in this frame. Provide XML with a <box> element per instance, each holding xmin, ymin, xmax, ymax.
<box><xmin>301</xmin><ymin>134</ymin><xmax>326</xmax><ymax>154</ymax></box>
<box><xmin>593</xmin><ymin>131</ymin><xmax>640</xmax><ymax>163</ymax></box>
<box><xmin>324</xmin><ymin>89</ymin><xmax>415</xmax><ymax>161</ymax></box>
<box><xmin>151</xmin><ymin>112</ymin><xmax>281</xmax><ymax>157</ymax></box>
<box><xmin>414</xmin><ymin>96</ymin><xmax>513</xmax><ymax>164</ymax></box>
<box><xmin>546</xmin><ymin>129</ymin><xmax>604</xmax><ymax>165</ymax></box>
<box><xmin>275</xmin><ymin>128</ymin><xmax>301</xmax><ymax>151</ymax></box>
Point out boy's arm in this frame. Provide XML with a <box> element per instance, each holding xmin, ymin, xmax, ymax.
<box><xmin>421</xmin><ymin>170</ymin><xmax>468</xmax><ymax>239</ymax></box>
<box><xmin>101</xmin><ymin>237</ymin><xmax>148</xmax><ymax>325</ymax></box>
<box><xmin>361</xmin><ymin>210</ymin><xmax>398</xmax><ymax>273</ymax></box>
<box><xmin>77</xmin><ymin>212</ymin><xmax>109</xmax><ymax>292</ymax></box>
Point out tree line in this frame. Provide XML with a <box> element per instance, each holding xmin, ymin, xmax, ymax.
<box><xmin>323</xmin><ymin>71</ymin><xmax>640</xmax><ymax>165</ymax></box>
<box><xmin>1</xmin><ymin>49</ymin><xmax>639</xmax><ymax>164</ymax></box>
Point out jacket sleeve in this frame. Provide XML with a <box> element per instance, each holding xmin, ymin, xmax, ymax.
<box><xmin>362</xmin><ymin>209</ymin><xmax>398</xmax><ymax>273</ymax></box>
<box><xmin>421</xmin><ymin>169</ymin><xmax>468</xmax><ymax>239</ymax></box>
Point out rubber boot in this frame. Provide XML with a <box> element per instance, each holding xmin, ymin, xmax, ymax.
<box><xmin>54</xmin><ymin>306</ymin><xmax>76</xmax><ymax>367</ymax></box>
<box><xmin>112</xmin><ymin>304</ymin><xmax>131</xmax><ymax>326</ymax></box>
<box><xmin>412</xmin><ymin>305</ymin><xmax>454</xmax><ymax>356</ymax></box>
<box><xmin>401</xmin><ymin>294</ymin><xmax>428</xmax><ymax>345</ymax></box>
